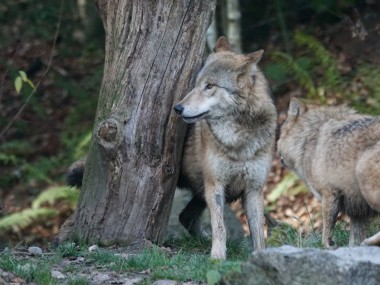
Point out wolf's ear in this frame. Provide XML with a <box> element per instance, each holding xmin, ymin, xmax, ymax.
<box><xmin>288</xmin><ymin>97</ymin><xmax>307</xmax><ymax>119</ymax></box>
<box><xmin>214</xmin><ymin>36</ymin><xmax>232</xmax><ymax>52</ymax></box>
<box><xmin>238</xmin><ymin>50</ymin><xmax>264</xmax><ymax>76</ymax></box>
<box><xmin>246</xmin><ymin>50</ymin><xmax>264</xmax><ymax>64</ymax></box>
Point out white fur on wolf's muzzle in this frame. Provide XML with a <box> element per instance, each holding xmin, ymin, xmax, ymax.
<box><xmin>175</xmin><ymin>89</ymin><xmax>215</xmax><ymax>123</ymax></box>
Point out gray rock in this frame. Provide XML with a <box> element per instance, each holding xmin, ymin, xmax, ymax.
<box><xmin>167</xmin><ymin>190</ymin><xmax>244</xmax><ymax>240</ymax></box>
<box><xmin>88</xmin><ymin>244</ymin><xmax>99</xmax><ymax>252</ymax></box>
<box><xmin>28</xmin><ymin>246</ymin><xmax>42</xmax><ymax>255</ymax></box>
<box><xmin>222</xmin><ymin>245</ymin><xmax>380</xmax><ymax>285</ymax></box>
<box><xmin>151</xmin><ymin>280</ymin><xmax>177</xmax><ymax>285</ymax></box>
<box><xmin>51</xmin><ymin>270</ymin><xmax>65</xmax><ymax>279</ymax></box>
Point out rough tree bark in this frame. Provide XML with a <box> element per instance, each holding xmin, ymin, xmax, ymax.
<box><xmin>67</xmin><ymin>0</ymin><xmax>216</xmax><ymax>246</ymax></box>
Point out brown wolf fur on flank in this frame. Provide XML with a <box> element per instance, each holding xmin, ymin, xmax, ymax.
<box><xmin>277</xmin><ymin>97</ymin><xmax>380</xmax><ymax>248</ymax></box>
<box><xmin>174</xmin><ymin>37</ymin><xmax>276</xmax><ymax>259</ymax></box>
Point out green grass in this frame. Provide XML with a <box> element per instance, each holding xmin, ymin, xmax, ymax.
<box><xmin>0</xmin><ymin>238</ymin><xmax>247</xmax><ymax>284</ymax></box>
<box><xmin>165</xmin><ymin>233</ymin><xmax>251</xmax><ymax>260</ymax></box>
<box><xmin>0</xmin><ymin>224</ymin><xmax>378</xmax><ymax>284</ymax></box>
<box><xmin>266</xmin><ymin>220</ymin><xmax>355</xmax><ymax>248</ymax></box>
<box><xmin>0</xmin><ymin>252</ymin><xmax>57</xmax><ymax>285</ymax></box>
<box><xmin>67</xmin><ymin>277</ymin><xmax>91</xmax><ymax>285</ymax></box>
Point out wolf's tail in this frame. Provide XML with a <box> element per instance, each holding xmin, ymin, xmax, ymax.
<box><xmin>66</xmin><ymin>158</ymin><xmax>86</xmax><ymax>188</ymax></box>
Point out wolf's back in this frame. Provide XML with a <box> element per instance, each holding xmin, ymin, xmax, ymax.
<box><xmin>66</xmin><ymin>158</ymin><xmax>86</xmax><ymax>188</ymax></box>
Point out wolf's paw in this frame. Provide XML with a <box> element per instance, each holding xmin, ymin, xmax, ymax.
<box><xmin>323</xmin><ymin>238</ymin><xmax>337</xmax><ymax>249</ymax></box>
<box><xmin>210</xmin><ymin>247</ymin><xmax>226</xmax><ymax>261</ymax></box>
<box><xmin>210</xmin><ymin>253</ymin><xmax>226</xmax><ymax>261</ymax></box>
<box><xmin>361</xmin><ymin>239</ymin><xmax>370</xmax><ymax>246</ymax></box>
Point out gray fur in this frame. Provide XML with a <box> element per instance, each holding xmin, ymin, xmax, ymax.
<box><xmin>277</xmin><ymin>98</ymin><xmax>380</xmax><ymax>248</ymax></box>
<box><xmin>175</xmin><ymin>36</ymin><xmax>276</xmax><ymax>259</ymax></box>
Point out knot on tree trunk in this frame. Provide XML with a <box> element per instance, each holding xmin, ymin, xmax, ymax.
<box><xmin>96</xmin><ymin>117</ymin><xmax>123</xmax><ymax>157</ymax></box>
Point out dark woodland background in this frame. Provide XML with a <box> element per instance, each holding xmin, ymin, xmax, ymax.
<box><xmin>1</xmin><ymin>0</ymin><xmax>380</xmax><ymax>246</ymax></box>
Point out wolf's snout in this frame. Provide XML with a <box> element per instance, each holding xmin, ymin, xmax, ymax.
<box><xmin>174</xmin><ymin>104</ymin><xmax>184</xmax><ymax>115</ymax></box>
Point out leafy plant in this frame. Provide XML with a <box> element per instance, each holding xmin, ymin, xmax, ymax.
<box><xmin>0</xmin><ymin>186</ymin><xmax>78</xmax><ymax>234</ymax></box>
<box><xmin>267</xmin><ymin>172</ymin><xmax>307</xmax><ymax>204</ymax></box>
<box><xmin>0</xmin><ymin>208</ymin><xmax>57</xmax><ymax>233</ymax></box>
<box><xmin>14</xmin><ymin>70</ymin><xmax>35</xmax><ymax>94</ymax></box>
<box><xmin>295</xmin><ymin>31</ymin><xmax>341</xmax><ymax>91</ymax></box>
<box><xmin>271</xmin><ymin>51</ymin><xmax>317</xmax><ymax>97</ymax></box>
<box><xmin>269</xmin><ymin>31</ymin><xmax>342</xmax><ymax>102</ymax></box>
<box><xmin>207</xmin><ymin>269</ymin><xmax>222</xmax><ymax>285</ymax></box>
<box><xmin>32</xmin><ymin>186</ymin><xmax>78</xmax><ymax>209</ymax></box>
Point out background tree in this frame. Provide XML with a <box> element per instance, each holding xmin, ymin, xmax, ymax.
<box><xmin>63</xmin><ymin>0</ymin><xmax>216</xmax><ymax>246</ymax></box>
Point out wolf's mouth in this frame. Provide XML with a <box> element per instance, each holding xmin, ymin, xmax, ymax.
<box><xmin>182</xmin><ymin>111</ymin><xmax>209</xmax><ymax>123</ymax></box>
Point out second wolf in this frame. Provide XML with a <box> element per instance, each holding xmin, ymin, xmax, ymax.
<box><xmin>277</xmin><ymin>97</ymin><xmax>380</xmax><ymax>247</ymax></box>
<box><xmin>174</xmin><ymin>37</ymin><xmax>276</xmax><ymax>259</ymax></box>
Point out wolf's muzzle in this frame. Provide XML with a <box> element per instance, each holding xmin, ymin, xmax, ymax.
<box><xmin>174</xmin><ymin>104</ymin><xmax>184</xmax><ymax>115</ymax></box>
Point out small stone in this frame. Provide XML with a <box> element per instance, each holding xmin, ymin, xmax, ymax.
<box><xmin>51</xmin><ymin>270</ymin><xmax>65</xmax><ymax>279</ymax></box>
<box><xmin>88</xmin><ymin>245</ymin><xmax>99</xmax><ymax>252</ymax></box>
<box><xmin>76</xmin><ymin>257</ymin><xmax>85</xmax><ymax>263</ymax></box>
<box><xmin>121</xmin><ymin>277</ymin><xmax>143</xmax><ymax>285</ymax></box>
<box><xmin>93</xmin><ymin>273</ymin><xmax>110</xmax><ymax>283</ymax></box>
<box><xmin>28</xmin><ymin>246</ymin><xmax>42</xmax><ymax>255</ymax></box>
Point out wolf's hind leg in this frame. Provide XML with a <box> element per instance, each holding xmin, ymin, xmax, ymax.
<box><xmin>244</xmin><ymin>189</ymin><xmax>265</xmax><ymax>251</ymax></box>
<box><xmin>179</xmin><ymin>195</ymin><xmax>208</xmax><ymax>238</ymax></box>
<box><xmin>356</xmin><ymin>143</ymin><xmax>380</xmax><ymax>212</ymax></box>
<box><xmin>349</xmin><ymin>217</ymin><xmax>368</xmax><ymax>246</ymax></box>
<box><xmin>362</xmin><ymin>231</ymin><xmax>380</xmax><ymax>246</ymax></box>
<box><xmin>321</xmin><ymin>192</ymin><xmax>340</xmax><ymax>248</ymax></box>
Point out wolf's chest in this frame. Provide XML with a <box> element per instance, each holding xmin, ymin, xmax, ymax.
<box><xmin>208</xmin><ymin>153</ymin><xmax>253</xmax><ymax>185</ymax></box>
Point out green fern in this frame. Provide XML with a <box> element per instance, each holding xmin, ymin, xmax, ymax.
<box><xmin>74</xmin><ymin>132</ymin><xmax>92</xmax><ymax>160</ymax></box>
<box><xmin>271</xmin><ymin>51</ymin><xmax>317</xmax><ymax>97</ymax></box>
<box><xmin>270</xmin><ymin>31</ymin><xmax>342</xmax><ymax>101</ymax></box>
<box><xmin>0</xmin><ymin>208</ymin><xmax>57</xmax><ymax>232</ymax></box>
<box><xmin>32</xmin><ymin>186</ymin><xmax>79</xmax><ymax>209</ymax></box>
<box><xmin>295</xmin><ymin>31</ymin><xmax>341</xmax><ymax>90</ymax></box>
<box><xmin>0</xmin><ymin>153</ymin><xmax>18</xmax><ymax>165</ymax></box>
<box><xmin>0</xmin><ymin>186</ymin><xmax>79</xmax><ymax>234</ymax></box>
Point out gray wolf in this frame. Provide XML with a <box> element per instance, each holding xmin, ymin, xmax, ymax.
<box><xmin>277</xmin><ymin>97</ymin><xmax>380</xmax><ymax>247</ymax></box>
<box><xmin>67</xmin><ymin>37</ymin><xmax>276</xmax><ymax>260</ymax></box>
<box><xmin>174</xmin><ymin>37</ymin><xmax>276</xmax><ymax>259</ymax></box>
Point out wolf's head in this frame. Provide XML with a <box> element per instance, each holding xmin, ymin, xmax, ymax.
<box><xmin>174</xmin><ymin>37</ymin><xmax>265</xmax><ymax>123</ymax></box>
<box><xmin>277</xmin><ymin>97</ymin><xmax>308</xmax><ymax>169</ymax></box>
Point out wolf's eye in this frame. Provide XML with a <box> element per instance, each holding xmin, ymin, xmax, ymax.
<box><xmin>205</xmin><ymin>83</ymin><xmax>214</xmax><ymax>90</ymax></box>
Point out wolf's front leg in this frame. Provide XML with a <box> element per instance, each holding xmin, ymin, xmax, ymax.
<box><xmin>321</xmin><ymin>193</ymin><xmax>339</xmax><ymax>248</ymax></box>
<box><xmin>244</xmin><ymin>188</ymin><xmax>265</xmax><ymax>251</ymax></box>
<box><xmin>205</xmin><ymin>182</ymin><xmax>226</xmax><ymax>260</ymax></box>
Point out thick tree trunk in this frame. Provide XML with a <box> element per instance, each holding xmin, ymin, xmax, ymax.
<box><xmin>69</xmin><ymin>0</ymin><xmax>216</xmax><ymax>245</ymax></box>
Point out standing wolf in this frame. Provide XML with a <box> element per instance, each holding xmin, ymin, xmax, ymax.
<box><xmin>277</xmin><ymin>97</ymin><xmax>380</xmax><ymax>248</ymax></box>
<box><xmin>67</xmin><ymin>37</ymin><xmax>276</xmax><ymax>260</ymax></box>
<box><xmin>174</xmin><ymin>37</ymin><xmax>276</xmax><ymax>259</ymax></box>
